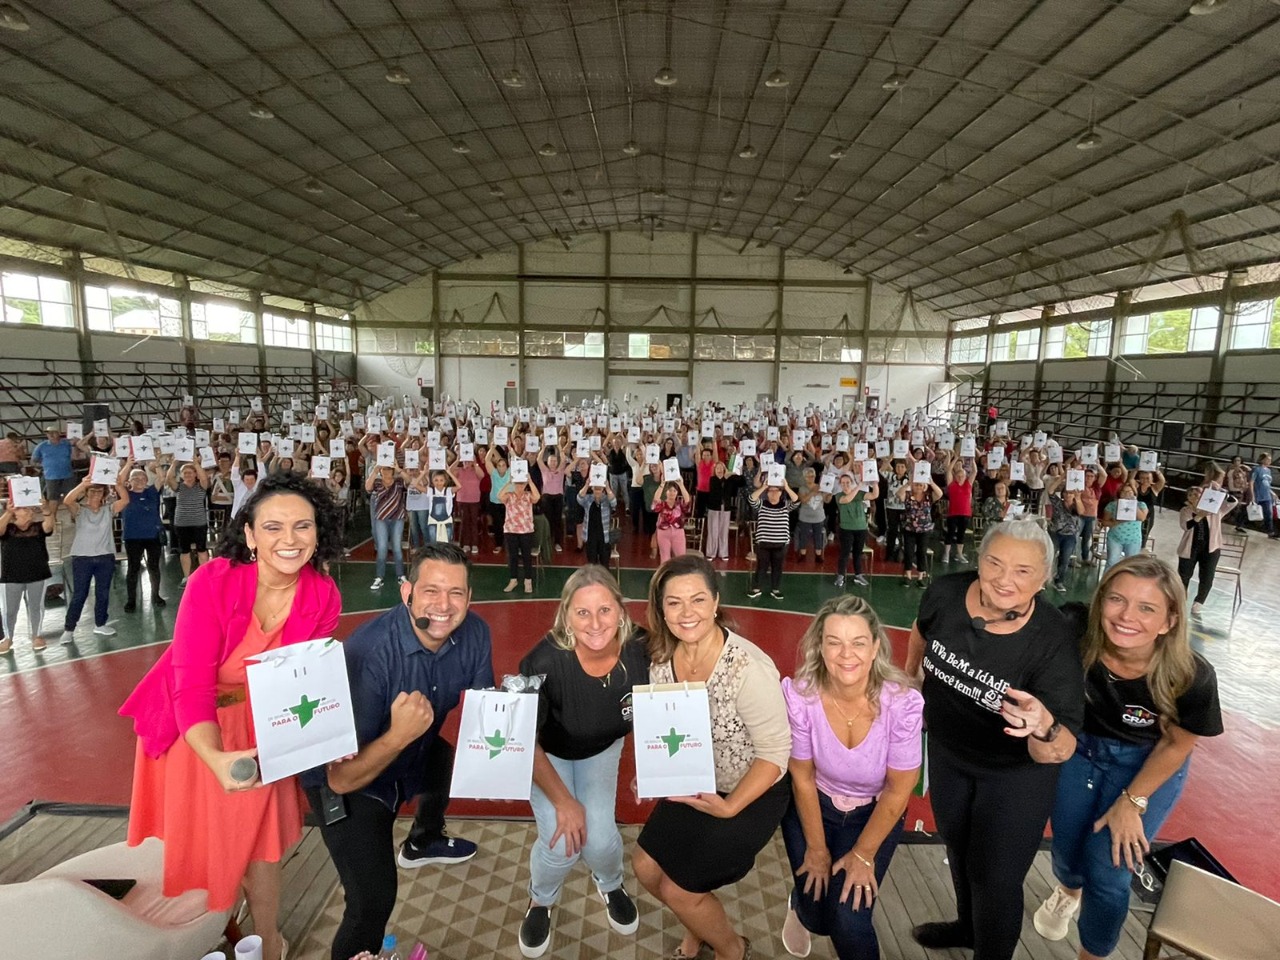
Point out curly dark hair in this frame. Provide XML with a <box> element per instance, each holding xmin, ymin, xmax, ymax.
<box><xmin>215</xmin><ymin>472</ymin><xmax>345</xmax><ymax>569</ymax></box>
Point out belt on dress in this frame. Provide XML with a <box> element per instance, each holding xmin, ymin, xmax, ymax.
<box><xmin>215</xmin><ymin>686</ymin><xmax>248</xmax><ymax>708</ymax></box>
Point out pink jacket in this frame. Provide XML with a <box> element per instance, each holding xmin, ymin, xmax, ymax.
<box><xmin>120</xmin><ymin>557</ymin><xmax>341</xmax><ymax>758</ymax></box>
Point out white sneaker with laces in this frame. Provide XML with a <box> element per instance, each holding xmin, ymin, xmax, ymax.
<box><xmin>369</xmin><ymin>577</ymin><xmax>383</xmax><ymax>590</ymax></box>
<box><xmin>1033</xmin><ymin>885</ymin><xmax>1080</xmax><ymax>940</ymax></box>
<box><xmin>93</xmin><ymin>624</ymin><xmax>117</xmax><ymax>637</ymax></box>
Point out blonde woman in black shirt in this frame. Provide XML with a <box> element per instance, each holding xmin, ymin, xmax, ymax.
<box><xmin>516</xmin><ymin>565</ymin><xmax>648</xmax><ymax>958</ymax></box>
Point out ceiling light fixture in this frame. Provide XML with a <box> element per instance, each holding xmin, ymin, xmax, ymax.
<box><xmin>738</xmin><ymin>143</ymin><xmax>758</xmax><ymax>159</ymax></box>
<box><xmin>912</xmin><ymin>225</ymin><xmax>929</xmax><ymax>239</ymax></box>
<box><xmin>622</xmin><ymin>140</ymin><xmax>641</xmax><ymax>156</ymax></box>
<box><xmin>303</xmin><ymin>179</ymin><xmax>323</xmax><ymax>195</ymax></box>
<box><xmin>578</xmin><ymin>218</ymin><xmax>589</xmax><ymax>228</ymax></box>
<box><xmin>385</xmin><ymin>65</ymin><xmax>411</xmax><ymax>85</ymax></box>
<box><xmin>653</xmin><ymin>65</ymin><xmax>677</xmax><ymax>86</ymax></box>
<box><xmin>451</xmin><ymin>140</ymin><xmax>471</xmax><ymax>154</ymax></box>
<box><xmin>1188</xmin><ymin>0</ymin><xmax>1228</xmax><ymax>13</ymax></box>
<box><xmin>842</xmin><ymin>265</ymin><xmax>855</xmax><ymax>275</ymax></box>
<box><xmin>720</xmin><ymin>189</ymin><xmax>738</xmax><ymax>202</ymax></box>
<box><xmin>882</xmin><ymin>70</ymin><xmax>908</xmax><ymax>91</ymax></box>
<box><xmin>650</xmin><ymin>185</ymin><xmax>668</xmax><ymax>198</ymax></box>
<box><xmin>402</xmin><ymin>208</ymin><xmax>422</xmax><ymax>221</ymax></box>
<box><xmin>712</xmin><ymin>220</ymin><xmax>723</xmax><ymax>231</ymax></box>
<box><xmin>765</xmin><ymin>67</ymin><xmax>789</xmax><ymax>89</ymax></box>
<box><xmin>502</xmin><ymin>68</ymin><xmax>525</xmax><ymax>88</ymax></box>
<box><xmin>793</xmin><ymin>188</ymin><xmax>808</xmax><ymax>202</ymax></box>
<box><xmin>248</xmin><ymin>101</ymin><xmax>275</xmax><ymax>120</ymax></box>
<box><xmin>538</xmin><ymin>142</ymin><xmax>558</xmax><ymax>157</ymax></box>
<box><xmin>1076</xmin><ymin>127</ymin><xmax>1102</xmax><ymax>150</ymax></box>
<box><xmin>488</xmin><ymin>184</ymin><xmax>505</xmax><ymax>197</ymax></box>
<box><xmin>561</xmin><ymin>187</ymin><xmax>576</xmax><ymax>199</ymax></box>
<box><xmin>829</xmin><ymin>144</ymin><xmax>847</xmax><ymax>159</ymax></box>
<box><xmin>0</xmin><ymin>3</ymin><xmax>29</xmax><ymax>30</ymax></box>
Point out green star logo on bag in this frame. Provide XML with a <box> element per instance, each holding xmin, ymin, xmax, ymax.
<box><xmin>484</xmin><ymin>729</ymin><xmax>508</xmax><ymax>759</ymax></box>
<box><xmin>659</xmin><ymin>726</ymin><xmax>688</xmax><ymax>756</ymax></box>
<box><xmin>288</xmin><ymin>694</ymin><xmax>325</xmax><ymax>728</ymax></box>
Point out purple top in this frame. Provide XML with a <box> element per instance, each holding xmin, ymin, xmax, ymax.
<box><xmin>783</xmin><ymin>677</ymin><xmax>924</xmax><ymax>801</ymax></box>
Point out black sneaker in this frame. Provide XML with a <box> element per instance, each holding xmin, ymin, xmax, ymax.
<box><xmin>151</xmin><ymin>595</ymin><xmax>167</xmax><ymax>608</ymax></box>
<box><xmin>912</xmin><ymin>920</ymin><xmax>973</xmax><ymax>950</ymax></box>
<box><xmin>746</xmin><ymin>587</ymin><xmax>762</xmax><ymax>598</ymax></box>
<box><xmin>396</xmin><ymin>834</ymin><xmax>477</xmax><ymax>868</ymax></box>
<box><xmin>599</xmin><ymin>885</ymin><xmax>639</xmax><ymax>934</ymax></box>
<box><xmin>123</xmin><ymin>600</ymin><xmax>137</xmax><ymax>613</ymax></box>
<box><xmin>770</xmin><ymin>589</ymin><xmax>784</xmax><ymax>600</ymax></box>
<box><xmin>519</xmin><ymin>904</ymin><xmax>553</xmax><ymax>958</ymax></box>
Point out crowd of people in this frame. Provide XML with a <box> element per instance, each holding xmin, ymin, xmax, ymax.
<box><xmin>0</xmin><ymin>390</ymin><xmax>1265</xmax><ymax>960</ymax></box>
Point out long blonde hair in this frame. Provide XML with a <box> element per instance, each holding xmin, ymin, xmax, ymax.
<box><xmin>549</xmin><ymin>564</ymin><xmax>634</xmax><ymax>652</ymax></box>
<box><xmin>1083</xmin><ymin>554</ymin><xmax>1195</xmax><ymax>723</ymax></box>
<box><xmin>793</xmin><ymin>595</ymin><xmax>916</xmax><ymax>715</ymax></box>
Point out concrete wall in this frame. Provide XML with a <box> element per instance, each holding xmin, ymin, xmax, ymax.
<box><xmin>691</xmin><ymin>362</ymin><xmax>773</xmax><ymax>406</ymax></box>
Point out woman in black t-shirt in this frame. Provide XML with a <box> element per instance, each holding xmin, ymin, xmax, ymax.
<box><xmin>515</xmin><ymin>565</ymin><xmax>649</xmax><ymax>958</ymax></box>
<box><xmin>904</xmin><ymin>519</ymin><xmax>1084</xmax><ymax>960</ymax></box>
<box><xmin>1033</xmin><ymin>555</ymin><xmax>1222</xmax><ymax>957</ymax></box>
<box><xmin>0</xmin><ymin>499</ymin><xmax>57</xmax><ymax>653</ymax></box>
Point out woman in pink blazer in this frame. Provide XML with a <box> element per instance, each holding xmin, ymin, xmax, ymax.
<box><xmin>121</xmin><ymin>472</ymin><xmax>345</xmax><ymax>960</ymax></box>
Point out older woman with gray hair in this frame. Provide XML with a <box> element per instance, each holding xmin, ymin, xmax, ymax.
<box><xmin>904</xmin><ymin>519</ymin><xmax>1085</xmax><ymax>960</ymax></box>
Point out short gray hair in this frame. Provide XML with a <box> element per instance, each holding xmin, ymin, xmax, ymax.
<box><xmin>979</xmin><ymin>519</ymin><xmax>1055</xmax><ymax>579</ymax></box>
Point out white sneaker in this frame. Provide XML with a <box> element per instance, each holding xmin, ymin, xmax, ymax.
<box><xmin>93</xmin><ymin>624</ymin><xmax>117</xmax><ymax>637</ymax></box>
<box><xmin>370</xmin><ymin>577</ymin><xmax>383</xmax><ymax>590</ymax></box>
<box><xmin>59</xmin><ymin>630</ymin><xmax>76</xmax><ymax>645</ymax></box>
<box><xmin>1033</xmin><ymin>885</ymin><xmax>1080</xmax><ymax>941</ymax></box>
<box><xmin>554</xmin><ymin>544</ymin><xmax>563</xmax><ymax>553</ymax></box>
<box><xmin>781</xmin><ymin>904</ymin><xmax>811</xmax><ymax>957</ymax></box>
<box><xmin>397</xmin><ymin>576</ymin><xmax>408</xmax><ymax>586</ymax></box>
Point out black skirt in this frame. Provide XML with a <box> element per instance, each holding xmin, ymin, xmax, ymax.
<box><xmin>638</xmin><ymin>774</ymin><xmax>791</xmax><ymax>894</ymax></box>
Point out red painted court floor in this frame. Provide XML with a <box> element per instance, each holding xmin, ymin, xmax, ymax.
<box><xmin>3</xmin><ymin>518</ymin><xmax>1279</xmax><ymax>900</ymax></box>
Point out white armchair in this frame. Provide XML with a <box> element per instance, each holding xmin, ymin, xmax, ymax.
<box><xmin>0</xmin><ymin>837</ymin><xmax>230</xmax><ymax>960</ymax></box>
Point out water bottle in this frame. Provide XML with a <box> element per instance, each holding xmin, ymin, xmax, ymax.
<box><xmin>377</xmin><ymin>933</ymin><xmax>401</xmax><ymax>960</ymax></box>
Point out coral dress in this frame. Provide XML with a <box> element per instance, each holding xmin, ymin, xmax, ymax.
<box><xmin>128</xmin><ymin>617</ymin><xmax>304</xmax><ymax>910</ymax></box>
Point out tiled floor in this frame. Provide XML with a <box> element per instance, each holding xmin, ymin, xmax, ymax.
<box><xmin>1</xmin><ymin>506</ymin><xmax>1278</xmax><ymax>900</ymax></box>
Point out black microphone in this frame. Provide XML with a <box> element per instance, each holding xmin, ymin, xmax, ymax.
<box><xmin>406</xmin><ymin>598</ymin><xmax>436</xmax><ymax>632</ymax></box>
<box><xmin>970</xmin><ymin>609</ymin><xmax>1022</xmax><ymax>631</ymax></box>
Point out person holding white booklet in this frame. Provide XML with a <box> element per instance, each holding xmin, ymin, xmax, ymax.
<box><xmin>634</xmin><ymin>555</ymin><xmax>791</xmax><ymax>960</ymax></box>
<box><xmin>59</xmin><ymin>473</ymin><xmax>131</xmax><ymax>643</ymax></box>
<box><xmin>1176</xmin><ymin>470</ymin><xmax>1237</xmax><ymax>617</ymax></box>
<box><xmin>1100</xmin><ymin>481</ymin><xmax>1148</xmax><ymax>566</ymax></box>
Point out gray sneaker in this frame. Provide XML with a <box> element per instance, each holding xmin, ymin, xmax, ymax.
<box><xmin>853</xmin><ymin>575</ymin><xmax>870</xmax><ymax>587</ymax></box>
<box><xmin>833</xmin><ymin>575</ymin><xmax>845</xmax><ymax>588</ymax></box>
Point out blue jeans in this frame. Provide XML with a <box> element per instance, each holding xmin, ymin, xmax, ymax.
<box><xmin>527</xmin><ymin>738</ymin><xmax>625</xmax><ymax>906</ymax></box>
<box><xmin>407</xmin><ymin>510</ymin><xmax>429</xmax><ymax>549</ymax></box>
<box><xmin>372</xmin><ymin>518</ymin><xmax>404</xmax><ymax>580</ymax></box>
<box><xmin>1106</xmin><ymin>532</ymin><xmax>1142</xmax><ymax>566</ymax></box>
<box><xmin>1078</xmin><ymin>517</ymin><xmax>1096</xmax><ymax>561</ymax></box>
<box><xmin>65</xmin><ymin>554</ymin><xmax>115</xmax><ymax>629</ymax></box>
<box><xmin>1049</xmin><ymin>732</ymin><xmax>1189</xmax><ymax>957</ymax></box>
<box><xmin>780</xmin><ymin>791</ymin><xmax>905</xmax><ymax>960</ymax></box>
<box><xmin>1053</xmin><ymin>532</ymin><xmax>1077</xmax><ymax>584</ymax></box>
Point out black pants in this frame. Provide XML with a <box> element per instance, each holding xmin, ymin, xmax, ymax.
<box><xmin>541</xmin><ymin>494</ymin><xmax>564</xmax><ymax>547</ymax></box>
<box><xmin>901</xmin><ymin>530</ymin><xmax>928</xmax><ymax>572</ymax></box>
<box><xmin>837</xmin><ymin>528</ymin><xmax>867</xmax><ymax>576</ymax></box>
<box><xmin>505</xmin><ymin>531</ymin><xmax>534</xmax><ymax>581</ymax></box>
<box><xmin>124</xmin><ymin>537</ymin><xmax>163</xmax><ymax>601</ymax></box>
<box><xmin>944</xmin><ymin>515</ymin><xmax>969</xmax><ymax>546</ymax></box>
<box><xmin>585</xmin><ymin>527</ymin><xmax>610</xmax><ymax>565</ymax></box>
<box><xmin>1178</xmin><ymin>549</ymin><xmax>1220</xmax><ymax>604</ymax></box>
<box><xmin>629</xmin><ymin>487</ymin><xmax>645</xmax><ymax>532</ymax></box>
<box><xmin>754</xmin><ymin>543</ymin><xmax>786</xmax><ymax>591</ymax></box>
<box><xmin>885</xmin><ymin>509</ymin><xmax>904</xmax><ymax>561</ymax></box>
<box><xmin>928</xmin><ymin>745</ymin><xmax>1061</xmax><ymax>960</ymax></box>
<box><xmin>311</xmin><ymin>737</ymin><xmax>455</xmax><ymax>960</ymax></box>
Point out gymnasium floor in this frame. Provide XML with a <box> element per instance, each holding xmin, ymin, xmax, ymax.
<box><xmin>2</xmin><ymin>507</ymin><xmax>1277</xmax><ymax>901</ymax></box>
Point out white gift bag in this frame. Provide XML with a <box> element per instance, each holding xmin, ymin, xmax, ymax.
<box><xmin>245</xmin><ymin>638</ymin><xmax>359</xmax><ymax>784</ymax></box>
<box><xmin>632</xmin><ymin>683</ymin><xmax>717</xmax><ymax>799</ymax></box>
<box><xmin>448</xmin><ymin>690</ymin><xmax>538</xmax><ymax>801</ymax></box>
<box><xmin>1196</xmin><ymin>489</ymin><xmax>1226</xmax><ymax>514</ymax></box>
<box><xmin>1246</xmin><ymin>502</ymin><xmax>1264</xmax><ymax>522</ymax></box>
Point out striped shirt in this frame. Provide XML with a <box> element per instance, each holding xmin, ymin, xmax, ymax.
<box><xmin>372</xmin><ymin>478</ymin><xmax>407</xmax><ymax>521</ymax></box>
<box><xmin>174</xmin><ymin>481</ymin><xmax>208</xmax><ymax>527</ymax></box>
<box><xmin>753</xmin><ymin>496</ymin><xmax>797</xmax><ymax>546</ymax></box>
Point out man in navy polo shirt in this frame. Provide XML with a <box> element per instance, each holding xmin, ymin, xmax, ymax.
<box><xmin>306</xmin><ymin>542</ymin><xmax>494</xmax><ymax>960</ymax></box>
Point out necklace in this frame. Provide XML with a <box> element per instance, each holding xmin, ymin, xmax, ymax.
<box><xmin>257</xmin><ymin>582</ymin><xmax>298</xmax><ymax>629</ymax></box>
<box><xmin>680</xmin><ymin>638</ymin><xmax>720</xmax><ymax>680</ymax></box>
<box><xmin>826</xmin><ymin>693</ymin><xmax>870</xmax><ymax>729</ymax></box>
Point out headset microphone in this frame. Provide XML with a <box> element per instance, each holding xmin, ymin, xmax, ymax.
<box><xmin>970</xmin><ymin>609</ymin><xmax>1023</xmax><ymax>632</ymax></box>
<box><xmin>406</xmin><ymin>597</ymin><xmax>435</xmax><ymax>632</ymax></box>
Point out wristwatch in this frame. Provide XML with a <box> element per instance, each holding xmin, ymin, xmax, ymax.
<box><xmin>1123</xmin><ymin>788</ymin><xmax>1149</xmax><ymax>813</ymax></box>
<box><xmin>1030</xmin><ymin>721</ymin><xmax>1061</xmax><ymax>743</ymax></box>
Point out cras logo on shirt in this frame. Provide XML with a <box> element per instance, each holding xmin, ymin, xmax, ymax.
<box><xmin>643</xmin><ymin>725</ymin><xmax>705</xmax><ymax>757</ymax></box>
<box><xmin>1121</xmin><ymin>704</ymin><xmax>1159</xmax><ymax>728</ymax></box>
<box><xmin>266</xmin><ymin>693</ymin><xmax>343</xmax><ymax>730</ymax></box>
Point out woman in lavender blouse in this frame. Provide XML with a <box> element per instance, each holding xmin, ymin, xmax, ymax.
<box><xmin>779</xmin><ymin>595</ymin><xmax>923</xmax><ymax>960</ymax></box>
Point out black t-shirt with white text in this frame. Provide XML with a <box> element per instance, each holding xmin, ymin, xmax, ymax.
<box><xmin>519</xmin><ymin>629</ymin><xmax>651</xmax><ymax>761</ymax></box>
<box><xmin>917</xmin><ymin>572</ymin><xmax>1085</xmax><ymax>767</ymax></box>
<box><xmin>1083</xmin><ymin>654</ymin><xmax>1223</xmax><ymax>744</ymax></box>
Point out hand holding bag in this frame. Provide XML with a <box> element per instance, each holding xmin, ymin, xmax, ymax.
<box><xmin>632</xmin><ymin>682</ymin><xmax>717</xmax><ymax>799</ymax></box>
<box><xmin>448</xmin><ymin>689</ymin><xmax>537</xmax><ymax>800</ymax></box>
